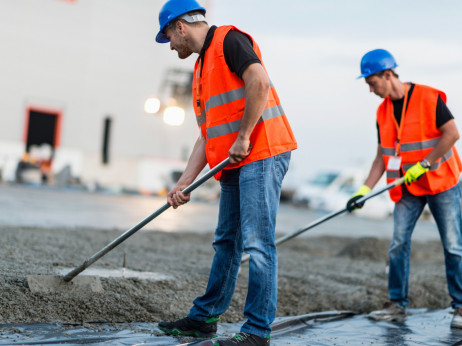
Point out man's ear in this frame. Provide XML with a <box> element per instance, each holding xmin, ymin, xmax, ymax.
<box><xmin>384</xmin><ymin>70</ymin><xmax>392</xmax><ymax>80</ymax></box>
<box><xmin>176</xmin><ymin>21</ymin><xmax>185</xmax><ymax>35</ymax></box>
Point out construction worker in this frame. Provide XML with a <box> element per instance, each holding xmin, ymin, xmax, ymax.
<box><xmin>155</xmin><ymin>0</ymin><xmax>297</xmax><ymax>345</ymax></box>
<box><xmin>347</xmin><ymin>48</ymin><xmax>462</xmax><ymax>328</ymax></box>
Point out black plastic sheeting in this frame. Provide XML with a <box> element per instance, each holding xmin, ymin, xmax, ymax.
<box><xmin>1</xmin><ymin>309</ymin><xmax>462</xmax><ymax>345</ymax></box>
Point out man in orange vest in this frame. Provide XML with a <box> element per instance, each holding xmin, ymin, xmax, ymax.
<box><xmin>155</xmin><ymin>0</ymin><xmax>297</xmax><ymax>344</ymax></box>
<box><xmin>347</xmin><ymin>49</ymin><xmax>462</xmax><ymax>328</ymax></box>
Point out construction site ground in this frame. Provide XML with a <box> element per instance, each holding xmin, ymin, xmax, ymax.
<box><xmin>0</xmin><ymin>183</ymin><xmax>460</xmax><ymax>345</ymax></box>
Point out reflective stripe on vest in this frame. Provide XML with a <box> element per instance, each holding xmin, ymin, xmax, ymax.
<box><xmin>196</xmin><ymin>110</ymin><xmax>206</xmax><ymax>127</ymax></box>
<box><xmin>401</xmin><ymin>138</ymin><xmax>440</xmax><ymax>152</ymax></box>
<box><xmin>206</xmin><ymin>86</ymin><xmax>244</xmax><ymax>112</ymax></box>
<box><xmin>386</xmin><ymin>171</ymin><xmax>400</xmax><ymax>179</ymax></box>
<box><xmin>387</xmin><ymin>149</ymin><xmax>454</xmax><ymax>179</ymax></box>
<box><xmin>381</xmin><ymin>147</ymin><xmax>395</xmax><ymax>156</ymax></box>
<box><xmin>387</xmin><ymin>148</ymin><xmax>454</xmax><ymax>179</ymax></box>
<box><xmin>402</xmin><ymin>149</ymin><xmax>454</xmax><ymax>171</ymax></box>
<box><xmin>382</xmin><ymin>138</ymin><xmax>441</xmax><ymax>157</ymax></box>
<box><xmin>205</xmin><ymin>81</ymin><xmax>275</xmax><ymax>112</ymax></box>
<box><xmin>207</xmin><ymin>104</ymin><xmax>285</xmax><ymax>139</ymax></box>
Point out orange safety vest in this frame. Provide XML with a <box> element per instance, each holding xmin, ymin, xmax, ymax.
<box><xmin>192</xmin><ymin>25</ymin><xmax>297</xmax><ymax>179</ymax></box>
<box><xmin>377</xmin><ymin>83</ymin><xmax>462</xmax><ymax>202</ymax></box>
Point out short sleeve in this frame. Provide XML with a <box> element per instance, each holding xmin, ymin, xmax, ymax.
<box><xmin>223</xmin><ymin>30</ymin><xmax>261</xmax><ymax>79</ymax></box>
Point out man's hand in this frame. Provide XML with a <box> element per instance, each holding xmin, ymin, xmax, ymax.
<box><xmin>167</xmin><ymin>185</ymin><xmax>190</xmax><ymax>209</ymax></box>
<box><xmin>346</xmin><ymin>185</ymin><xmax>371</xmax><ymax>212</ymax></box>
<box><xmin>228</xmin><ymin>137</ymin><xmax>252</xmax><ymax>164</ymax></box>
<box><xmin>404</xmin><ymin>162</ymin><xmax>429</xmax><ymax>185</ymax></box>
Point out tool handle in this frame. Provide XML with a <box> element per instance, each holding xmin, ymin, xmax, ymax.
<box><xmin>241</xmin><ymin>176</ymin><xmax>404</xmax><ymax>264</ymax></box>
<box><xmin>63</xmin><ymin>157</ymin><xmax>230</xmax><ymax>282</ymax></box>
<box><xmin>354</xmin><ymin>177</ymin><xmax>404</xmax><ymax>207</ymax></box>
<box><xmin>182</xmin><ymin>158</ymin><xmax>230</xmax><ymax>194</ymax></box>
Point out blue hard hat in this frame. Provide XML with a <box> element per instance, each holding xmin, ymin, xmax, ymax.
<box><xmin>358</xmin><ymin>49</ymin><xmax>398</xmax><ymax>79</ymax></box>
<box><xmin>156</xmin><ymin>0</ymin><xmax>206</xmax><ymax>43</ymax></box>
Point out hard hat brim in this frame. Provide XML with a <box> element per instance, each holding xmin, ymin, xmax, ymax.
<box><xmin>357</xmin><ymin>72</ymin><xmax>371</xmax><ymax>79</ymax></box>
<box><xmin>156</xmin><ymin>31</ymin><xmax>170</xmax><ymax>43</ymax></box>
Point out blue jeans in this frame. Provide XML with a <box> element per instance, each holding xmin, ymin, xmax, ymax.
<box><xmin>188</xmin><ymin>152</ymin><xmax>291</xmax><ymax>338</ymax></box>
<box><xmin>389</xmin><ymin>183</ymin><xmax>462</xmax><ymax>308</ymax></box>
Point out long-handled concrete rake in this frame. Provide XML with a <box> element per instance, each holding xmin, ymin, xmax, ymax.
<box><xmin>27</xmin><ymin>158</ymin><xmax>230</xmax><ymax>293</ymax></box>
<box><xmin>241</xmin><ymin>177</ymin><xmax>405</xmax><ymax>264</ymax></box>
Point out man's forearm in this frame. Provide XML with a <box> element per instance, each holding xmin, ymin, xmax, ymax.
<box><xmin>177</xmin><ymin>135</ymin><xmax>208</xmax><ymax>186</ymax></box>
<box><xmin>364</xmin><ymin>146</ymin><xmax>386</xmax><ymax>189</ymax></box>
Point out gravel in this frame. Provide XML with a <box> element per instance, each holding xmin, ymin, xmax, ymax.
<box><xmin>0</xmin><ymin>226</ymin><xmax>449</xmax><ymax>324</ymax></box>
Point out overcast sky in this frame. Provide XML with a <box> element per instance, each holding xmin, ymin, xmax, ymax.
<box><xmin>192</xmin><ymin>0</ymin><xmax>462</xmax><ymax>184</ymax></box>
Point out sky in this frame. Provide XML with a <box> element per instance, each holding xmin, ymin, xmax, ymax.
<box><xmin>189</xmin><ymin>0</ymin><xmax>462</xmax><ymax>185</ymax></box>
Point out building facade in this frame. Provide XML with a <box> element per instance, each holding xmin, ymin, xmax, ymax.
<box><xmin>0</xmin><ymin>0</ymin><xmax>200</xmax><ymax>192</ymax></box>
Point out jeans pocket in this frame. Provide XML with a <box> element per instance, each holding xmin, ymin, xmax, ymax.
<box><xmin>275</xmin><ymin>151</ymin><xmax>291</xmax><ymax>181</ymax></box>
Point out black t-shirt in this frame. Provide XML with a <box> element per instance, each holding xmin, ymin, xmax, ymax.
<box><xmin>376</xmin><ymin>83</ymin><xmax>454</xmax><ymax>143</ymax></box>
<box><xmin>223</xmin><ymin>30</ymin><xmax>261</xmax><ymax>78</ymax></box>
<box><xmin>200</xmin><ymin>26</ymin><xmax>261</xmax><ymax>79</ymax></box>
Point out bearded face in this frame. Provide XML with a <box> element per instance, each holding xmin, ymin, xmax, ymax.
<box><xmin>166</xmin><ymin>26</ymin><xmax>193</xmax><ymax>60</ymax></box>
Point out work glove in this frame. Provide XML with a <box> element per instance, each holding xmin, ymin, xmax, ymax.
<box><xmin>346</xmin><ymin>185</ymin><xmax>371</xmax><ymax>212</ymax></box>
<box><xmin>404</xmin><ymin>162</ymin><xmax>429</xmax><ymax>185</ymax></box>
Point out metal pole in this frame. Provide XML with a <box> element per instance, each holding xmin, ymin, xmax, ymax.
<box><xmin>63</xmin><ymin>157</ymin><xmax>230</xmax><ymax>282</ymax></box>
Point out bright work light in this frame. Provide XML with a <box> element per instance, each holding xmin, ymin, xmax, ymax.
<box><xmin>144</xmin><ymin>97</ymin><xmax>161</xmax><ymax>114</ymax></box>
<box><xmin>163</xmin><ymin>106</ymin><xmax>185</xmax><ymax>126</ymax></box>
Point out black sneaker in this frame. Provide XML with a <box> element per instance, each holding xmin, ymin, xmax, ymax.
<box><xmin>213</xmin><ymin>332</ymin><xmax>270</xmax><ymax>345</ymax></box>
<box><xmin>158</xmin><ymin>316</ymin><xmax>219</xmax><ymax>338</ymax></box>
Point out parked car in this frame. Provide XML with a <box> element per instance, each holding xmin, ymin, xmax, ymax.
<box><xmin>293</xmin><ymin>168</ymin><xmax>364</xmax><ymax>208</ymax></box>
<box><xmin>293</xmin><ymin>168</ymin><xmax>394</xmax><ymax>219</ymax></box>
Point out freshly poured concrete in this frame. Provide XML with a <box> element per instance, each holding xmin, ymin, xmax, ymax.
<box><xmin>27</xmin><ymin>275</ymin><xmax>104</xmax><ymax>294</ymax></box>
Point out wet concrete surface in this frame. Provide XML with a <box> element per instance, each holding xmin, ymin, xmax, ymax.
<box><xmin>0</xmin><ymin>309</ymin><xmax>461</xmax><ymax>345</ymax></box>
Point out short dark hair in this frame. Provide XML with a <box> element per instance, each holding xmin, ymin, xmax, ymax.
<box><xmin>374</xmin><ymin>69</ymin><xmax>399</xmax><ymax>78</ymax></box>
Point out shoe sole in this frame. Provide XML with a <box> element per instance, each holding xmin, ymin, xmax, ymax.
<box><xmin>159</xmin><ymin>326</ymin><xmax>217</xmax><ymax>338</ymax></box>
<box><xmin>176</xmin><ymin>340</ymin><xmax>216</xmax><ymax>346</ymax></box>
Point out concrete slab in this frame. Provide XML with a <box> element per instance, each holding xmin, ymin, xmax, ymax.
<box><xmin>57</xmin><ymin>267</ymin><xmax>175</xmax><ymax>281</ymax></box>
<box><xmin>27</xmin><ymin>275</ymin><xmax>104</xmax><ymax>294</ymax></box>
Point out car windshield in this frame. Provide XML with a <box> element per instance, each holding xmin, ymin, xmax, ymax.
<box><xmin>309</xmin><ymin>173</ymin><xmax>339</xmax><ymax>187</ymax></box>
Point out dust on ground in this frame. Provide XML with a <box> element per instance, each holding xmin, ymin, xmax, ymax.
<box><xmin>0</xmin><ymin>226</ymin><xmax>449</xmax><ymax>325</ymax></box>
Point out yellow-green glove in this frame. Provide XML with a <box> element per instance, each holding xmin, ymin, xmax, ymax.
<box><xmin>346</xmin><ymin>185</ymin><xmax>371</xmax><ymax>212</ymax></box>
<box><xmin>404</xmin><ymin>162</ymin><xmax>429</xmax><ymax>185</ymax></box>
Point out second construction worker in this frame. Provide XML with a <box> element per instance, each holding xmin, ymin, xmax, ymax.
<box><xmin>347</xmin><ymin>48</ymin><xmax>462</xmax><ymax>328</ymax></box>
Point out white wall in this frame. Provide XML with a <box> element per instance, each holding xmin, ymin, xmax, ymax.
<box><xmin>0</xmin><ymin>0</ymin><xmax>200</xmax><ymax>189</ymax></box>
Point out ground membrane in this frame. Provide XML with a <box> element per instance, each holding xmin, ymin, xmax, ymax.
<box><xmin>1</xmin><ymin>309</ymin><xmax>461</xmax><ymax>345</ymax></box>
